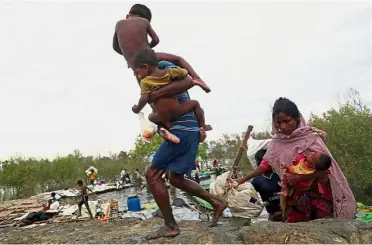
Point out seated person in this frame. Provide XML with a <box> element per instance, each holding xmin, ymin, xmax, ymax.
<box><xmin>131</xmin><ymin>48</ymin><xmax>212</xmax><ymax>143</ymax></box>
<box><xmin>251</xmin><ymin>149</ymin><xmax>282</xmax><ymax>221</ymax></box>
<box><xmin>41</xmin><ymin>199</ymin><xmax>53</xmax><ymax>212</ymax></box>
<box><xmin>51</xmin><ymin>192</ymin><xmax>56</xmax><ymax>202</ymax></box>
<box><xmin>278</xmin><ymin>152</ymin><xmax>332</xmax><ymax>196</ymax></box>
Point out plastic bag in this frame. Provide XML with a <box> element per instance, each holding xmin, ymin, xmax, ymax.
<box><xmin>138</xmin><ymin>112</ymin><xmax>157</xmax><ymax>142</ymax></box>
<box><xmin>210</xmin><ymin>172</ymin><xmax>264</xmax><ymax>219</ymax></box>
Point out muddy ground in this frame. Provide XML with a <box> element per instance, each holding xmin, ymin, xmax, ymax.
<box><xmin>0</xmin><ymin>218</ymin><xmax>241</xmax><ymax>244</ymax></box>
<box><xmin>1</xmin><ymin>218</ymin><xmax>372</xmax><ymax>244</ymax></box>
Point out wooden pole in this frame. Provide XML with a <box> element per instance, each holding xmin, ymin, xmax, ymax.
<box><xmin>231</xmin><ymin>125</ymin><xmax>253</xmax><ymax>179</ymax></box>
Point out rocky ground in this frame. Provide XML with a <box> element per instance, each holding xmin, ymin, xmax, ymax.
<box><xmin>1</xmin><ymin>218</ymin><xmax>371</xmax><ymax>244</ymax></box>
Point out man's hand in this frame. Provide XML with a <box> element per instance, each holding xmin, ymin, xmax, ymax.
<box><xmin>132</xmin><ymin>105</ymin><xmax>140</xmax><ymax>113</ymax></box>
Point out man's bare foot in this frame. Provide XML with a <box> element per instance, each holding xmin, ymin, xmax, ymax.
<box><xmin>193</xmin><ymin>79</ymin><xmax>211</xmax><ymax>93</ymax></box>
<box><xmin>199</xmin><ymin>128</ymin><xmax>207</xmax><ymax>143</ymax></box>
<box><xmin>209</xmin><ymin>198</ymin><xmax>228</xmax><ymax>227</ymax></box>
<box><xmin>201</xmin><ymin>125</ymin><xmax>212</xmax><ymax>131</ymax></box>
<box><xmin>159</xmin><ymin>128</ymin><xmax>180</xmax><ymax>144</ymax></box>
<box><xmin>146</xmin><ymin>226</ymin><xmax>180</xmax><ymax>240</ymax></box>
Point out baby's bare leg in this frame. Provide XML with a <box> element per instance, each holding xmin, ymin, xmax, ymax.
<box><xmin>172</xmin><ymin>100</ymin><xmax>212</xmax><ymax>131</ymax></box>
<box><xmin>148</xmin><ymin>112</ymin><xmax>180</xmax><ymax>144</ymax></box>
<box><xmin>148</xmin><ymin>112</ymin><xmax>171</xmax><ymax>130</ymax></box>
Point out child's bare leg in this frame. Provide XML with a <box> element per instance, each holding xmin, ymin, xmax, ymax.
<box><xmin>148</xmin><ymin>112</ymin><xmax>180</xmax><ymax>144</ymax></box>
<box><xmin>192</xmin><ymin>79</ymin><xmax>210</xmax><ymax>93</ymax></box>
<box><xmin>84</xmin><ymin>202</ymin><xmax>94</xmax><ymax>218</ymax></box>
<box><xmin>173</xmin><ymin>100</ymin><xmax>212</xmax><ymax>131</ymax></box>
<box><xmin>77</xmin><ymin>203</ymin><xmax>82</xmax><ymax>217</ymax></box>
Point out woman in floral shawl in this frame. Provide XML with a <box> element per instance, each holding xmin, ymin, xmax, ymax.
<box><xmin>233</xmin><ymin>97</ymin><xmax>356</xmax><ymax>222</ymax></box>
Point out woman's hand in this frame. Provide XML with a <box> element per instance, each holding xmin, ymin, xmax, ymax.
<box><xmin>226</xmin><ymin>173</ymin><xmax>236</xmax><ymax>188</ymax></box>
<box><xmin>286</xmin><ymin>173</ymin><xmax>302</xmax><ymax>186</ymax></box>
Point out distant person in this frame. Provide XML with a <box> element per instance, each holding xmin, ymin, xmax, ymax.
<box><xmin>250</xmin><ymin>149</ymin><xmax>282</xmax><ymax>221</ymax></box>
<box><xmin>77</xmin><ymin>180</ymin><xmax>94</xmax><ymax>219</ymax></box>
<box><xmin>89</xmin><ymin>169</ymin><xmax>97</xmax><ymax>187</ymax></box>
<box><xmin>42</xmin><ymin>199</ymin><xmax>53</xmax><ymax>212</ymax></box>
<box><xmin>51</xmin><ymin>192</ymin><xmax>56</xmax><ymax>202</ymax></box>
<box><xmin>211</xmin><ymin>157</ymin><xmax>221</xmax><ymax>175</ymax></box>
<box><xmin>121</xmin><ymin>169</ymin><xmax>131</xmax><ymax>184</ymax></box>
<box><xmin>194</xmin><ymin>161</ymin><xmax>201</xmax><ymax>184</ymax></box>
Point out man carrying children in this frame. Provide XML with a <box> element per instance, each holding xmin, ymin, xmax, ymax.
<box><xmin>113</xmin><ymin>4</ymin><xmax>227</xmax><ymax>239</ymax></box>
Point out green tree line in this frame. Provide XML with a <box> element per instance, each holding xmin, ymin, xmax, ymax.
<box><xmin>1</xmin><ymin>89</ymin><xmax>371</xmax><ymax>204</ymax></box>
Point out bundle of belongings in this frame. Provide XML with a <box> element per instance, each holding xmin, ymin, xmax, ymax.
<box><xmin>210</xmin><ymin>171</ymin><xmax>264</xmax><ymax>219</ymax></box>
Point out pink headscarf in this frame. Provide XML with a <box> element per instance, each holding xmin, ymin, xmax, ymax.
<box><xmin>264</xmin><ymin>115</ymin><xmax>356</xmax><ymax>219</ymax></box>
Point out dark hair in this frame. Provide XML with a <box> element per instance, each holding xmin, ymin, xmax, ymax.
<box><xmin>132</xmin><ymin>48</ymin><xmax>158</xmax><ymax>68</ymax></box>
<box><xmin>77</xmin><ymin>180</ymin><xmax>83</xmax><ymax>185</ymax></box>
<box><xmin>316</xmin><ymin>153</ymin><xmax>332</xmax><ymax>171</ymax></box>
<box><xmin>272</xmin><ymin>97</ymin><xmax>300</xmax><ymax>120</ymax></box>
<box><xmin>254</xmin><ymin>149</ymin><xmax>267</xmax><ymax>164</ymax></box>
<box><xmin>51</xmin><ymin>192</ymin><xmax>56</xmax><ymax>197</ymax></box>
<box><xmin>136</xmin><ymin>168</ymin><xmax>139</xmax><ymax>171</ymax></box>
<box><xmin>129</xmin><ymin>4</ymin><xmax>152</xmax><ymax>22</ymax></box>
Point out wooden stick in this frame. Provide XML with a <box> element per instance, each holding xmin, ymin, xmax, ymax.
<box><xmin>231</xmin><ymin>125</ymin><xmax>254</xmax><ymax>179</ymax></box>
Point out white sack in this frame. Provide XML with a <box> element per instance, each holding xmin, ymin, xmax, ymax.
<box><xmin>210</xmin><ymin>172</ymin><xmax>263</xmax><ymax>219</ymax></box>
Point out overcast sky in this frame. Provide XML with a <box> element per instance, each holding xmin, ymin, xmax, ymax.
<box><xmin>0</xmin><ymin>1</ymin><xmax>371</xmax><ymax>159</ymax></box>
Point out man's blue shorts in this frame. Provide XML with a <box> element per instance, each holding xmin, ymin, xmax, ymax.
<box><xmin>152</xmin><ymin>130</ymin><xmax>199</xmax><ymax>174</ymax></box>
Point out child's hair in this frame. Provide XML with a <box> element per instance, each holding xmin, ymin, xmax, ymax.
<box><xmin>136</xmin><ymin>168</ymin><xmax>139</xmax><ymax>172</ymax></box>
<box><xmin>51</xmin><ymin>192</ymin><xmax>56</xmax><ymax>197</ymax></box>
<box><xmin>272</xmin><ymin>97</ymin><xmax>300</xmax><ymax>120</ymax></box>
<box><xmin>129</xmin><ymin>4</ymin><xmax>152</xmax><ymax>22</ymax></box>
<box><xmin>254</xmin><ymin>149</ymin><xmax>267</xmax><ymax>164</ymax></box>
<box><xmin>77</xmin><ymin>180</ymin><xmax>83</xmax><ymax>185</ymax></box>
<box><xmin>132</xmin><ymin>48</ymin><xmax>158</xmax><ymax>68</ymax></box>
<box><xmin>315</xmin><ymin>153</ymin><xmax>332</xmax><ymax>171</ymax></box>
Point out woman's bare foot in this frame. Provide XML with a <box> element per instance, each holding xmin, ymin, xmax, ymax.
<box><xmin>201</xmin><ymin>125</ymin><xmax>212</xmax><ymax>131</ymax></box>
<box><xmin>193</xmin><ymin>79</ymin><xmax>211</xmax><ymax>93</ymax></box>
<box><xmin>159</xmin><ymin>128</ymin><xmax>180</xmax><ymax>143</ymax></box>
<box><xmin>146</xmin><ymin>226</ymin><xmax>180</xmax><ymax>240</ymax></box>
<box><xmin>209</xmin><ymin>198</ymin><xmax>228</xmax><ymax>227</ymax></box>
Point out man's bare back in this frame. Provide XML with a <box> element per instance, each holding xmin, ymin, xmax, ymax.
<box><xmin>115</xmin><ymin>17</ymin><xmax>159</xmax><ymax>63</ymax></box>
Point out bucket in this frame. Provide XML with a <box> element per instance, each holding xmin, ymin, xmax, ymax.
<box><xmin>127</xmin><ymin>196</ymin><xmax>141</xmax><ymax>211</ymax></box>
